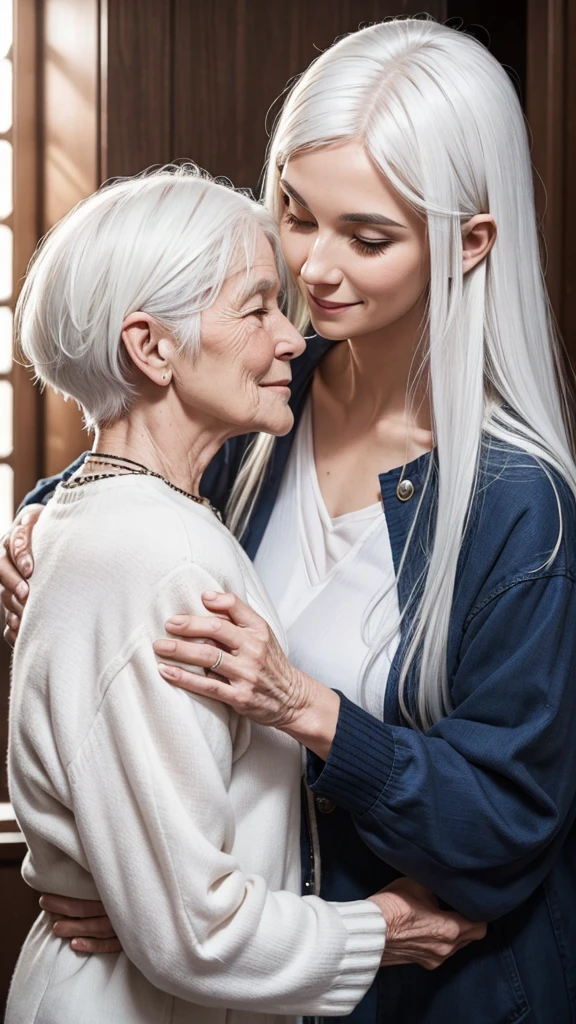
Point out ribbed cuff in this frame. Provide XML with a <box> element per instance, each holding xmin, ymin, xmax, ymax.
<box><xmin>319</xmin><ymin>900</ymin><xmax>386</xmax><ymax>1012</ymax></box>
<box><xmin>307</xmin><ymin>692</ymin><xmax>396</xmax><ymax>814</ymax></box>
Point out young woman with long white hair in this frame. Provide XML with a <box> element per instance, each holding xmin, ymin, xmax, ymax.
<box><xmin>4</xmin><ymin>15</ymin><xmax>576</xmax><ymax>1024</ymax></box>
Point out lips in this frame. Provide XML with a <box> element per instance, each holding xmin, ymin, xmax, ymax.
<box><xmin>259</xmin><ymin>379</ymin><xmax>291</xmax><ymax>388</ymax></box>
<box><xmin>308</xmin><ymin>292</ymin><xmax>362</xmax><ymax>311</ymax></box>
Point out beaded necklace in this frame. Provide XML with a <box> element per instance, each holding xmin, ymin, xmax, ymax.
<box><xmin>60</xmin><ymin>451</ymin><xmax>224</xmax><ymax>523</ymax></box>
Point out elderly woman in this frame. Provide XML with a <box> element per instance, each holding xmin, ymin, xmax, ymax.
<box><xmin>4</xmin><ymin>168</ymin><xmax>480</xmax><ymax>1024</ymax></box>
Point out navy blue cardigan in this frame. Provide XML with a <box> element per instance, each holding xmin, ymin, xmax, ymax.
<box><xmin>24</xmin><ymin>338</ymin><xmax>576</xmax><ymax>1024</ymax></box>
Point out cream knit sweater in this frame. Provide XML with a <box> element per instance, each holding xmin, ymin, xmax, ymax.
<box><xmin>7</xmin><ymin>475</ymin><xmax>385</xmax><ymax>1024</ymax></box>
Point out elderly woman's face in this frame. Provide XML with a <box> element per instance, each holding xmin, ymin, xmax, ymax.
<box><xmin>175</xmin><ymin>233</ymin><xmax>304</xmax><ymax>436</ymax></box>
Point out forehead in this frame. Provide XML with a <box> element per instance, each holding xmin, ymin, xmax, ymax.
<box><xmin>282</xmin><ymin>141</ymin><xmax>416</xmax><ymax>226</ymax></box>
<box><xmin>226</xmin><ymin>232</ymin><xmax>281</xmax><ymax>299</ymax></box>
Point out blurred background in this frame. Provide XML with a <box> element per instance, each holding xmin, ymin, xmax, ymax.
<box><xmin>0</xmin><ymin>0</ymin><xmax>574</xmax><ymax>1010</ymax></box>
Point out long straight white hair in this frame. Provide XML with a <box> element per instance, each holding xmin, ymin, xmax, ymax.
<box><xmin>227</xmin><ymin>17</ymin><xmax>576</xmax><ymax>728</ymax></box>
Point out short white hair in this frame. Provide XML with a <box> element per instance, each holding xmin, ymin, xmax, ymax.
<box><xmin>16</xmin><ymin>165</ymin><xmax>294</xmax><ymax>429</ymax></box>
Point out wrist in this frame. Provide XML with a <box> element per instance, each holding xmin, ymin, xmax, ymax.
<box><xmin>282</xmin><ymin>675</ymin><xmax>340</xmax><ymax>760</ymax></box>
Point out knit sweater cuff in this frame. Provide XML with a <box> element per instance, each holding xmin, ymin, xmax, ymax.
<box><xmin>307</xmin><ymin>691</ymin><xmax>396</xmax><ymax>814</ymax></box>
<box><xmin>321</xmin><ymin>900</ymin><xmax>386</xmax><ymax>1011</ymax></box>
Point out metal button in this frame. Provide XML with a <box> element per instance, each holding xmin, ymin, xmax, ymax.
<box><xmin>396</xmin><ymin>479</ymin><xmax>414</xmax><ymax>502</ymax></box>
<box><xmin>315</xmin><ymin>795</ymin><xmax>335</xmax><ymax>814</ymax></box>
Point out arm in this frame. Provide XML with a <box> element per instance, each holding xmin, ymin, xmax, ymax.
<box><xmin>155</xmin><ymin>576</ymin><xmax>576</xmax><ymax>922</ymax></box>
<box><xmin>63</xmin><ymin>607</ymin><xmax>384</xmax><ymax>1015</ymax></box>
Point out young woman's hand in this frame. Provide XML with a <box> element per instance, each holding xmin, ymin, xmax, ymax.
<box><xmin>0</xmin><ymin>504</ymin><xmax>44</xmax><ymax>645</ymax></box>
<box><xmin>371</xmin><ymin>878</ymin><xmax>487</xmax><ymax>970</ymax></box>
<box><xmin>153</xmin><ymin>591</ymin><xmax>340</xmax><ymax>759</ymax></box>
<box><xmin>39</xmin><ymin>894</ymin><xmax>121</xmax><ymax>954</ymax></box>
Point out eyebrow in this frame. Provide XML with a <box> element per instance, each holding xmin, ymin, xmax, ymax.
<box><xmin>280</xmin><ymin>178</ymin><xmax>406</xmax><ymax>230</ymax></box>
<box><xmin>339</xmin><ymin>212</ymin><xmax>407</xmax><ymax>229</ymax></box>
<box><xmin>237</xmin><ymin>277</ymin><xmax>277</xmax><ymax>305</ymax></box>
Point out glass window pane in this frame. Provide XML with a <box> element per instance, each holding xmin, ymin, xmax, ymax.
<box><xmin>0</xmin><ymin>139</ymin><xmax>12</xmax><ymax>218</ymax></box>
<box><xmin>0</xmin><ymin>462</ymin><xmax>13</xmax><ymax>537</ymax></box>
<box><xmin>0</xmin><ymin>378</ymin><xmax>12</xmax><ymax>456</ymax></box>
<box><xmin>0</xmin><ymin>223</ymin><xmax>11</xmax><ymax>300</ymax></box>
<box><xmin>0</xmin><ymin>0</ymin><xmax>12</xmax><ymax>60</ymax></box>
<box><xmin>0</xmin><ymin>305</ymin><xmax>11</xmax><ymax>372</ymax></box>
<box><xmin>0</xmin><ymin>58</ymin><xmax>12</xmax><ymax>134</ymax></box>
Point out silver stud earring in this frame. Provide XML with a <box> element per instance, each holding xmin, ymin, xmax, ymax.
<box><xmin>162</xmin><ymin>372</ymin><xmax>168</xmax><ymax>381</ymax></box>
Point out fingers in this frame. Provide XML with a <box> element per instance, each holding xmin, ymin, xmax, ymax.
<box><xmin>3</xmin><ymin>624</ymin><xmax>16</xmax><ymax>647</ymax></box>
<box><xmin>9</xmin><ymin>504</ymin><xmax>44</xmax><ymax>577</ymax></box>
<box><xmin>160</xmin><ymin>615</ymin><xmax>243</xmax><ymax>653</ymax></box>
<box><xmin>52</xmin><ymin>916</ymin><xmax>117</xmax><ymax>940</ymax></box>
<box><xmin>70</xmin><ymin>938</ymin><xmax>122</xmax><ymax>954</ymax></box>
<box><xmin>39</xmin><ymin>894</ymin><xmax>108</xmax><ymax>918</ymax></box>
<box><xmin>0</xmin><ymin>553</ymin><xmax>29</xmax><ymax>604</ymax></box>
<box><xmin>1</xmin><ymin>589</ymin><xmax>25</xmax><ymax>617</ymax></box>
<box><xmin>156</xmin><ymin>638</ymin><xmax>236</xmax><ymax>679</ymax></box>
<box><xmin>159</xmin><ymin>663</ymin><xmax>239</xmax><ymax>706</ymax></box>
<box><xmin>201</xmin><ymin>591</ymin><xmax>269</xmax><ymax>632</ymax></box>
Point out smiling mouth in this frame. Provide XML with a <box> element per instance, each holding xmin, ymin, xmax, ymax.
<box><xmin>308</xmin><ymin>292</ymin><xmax>363</xmax><ymax>312</ymax></box>
<box><xmin>259</xmin><ymin>379</ymin><xmax>291</xmax><ymax>389</ymax></box>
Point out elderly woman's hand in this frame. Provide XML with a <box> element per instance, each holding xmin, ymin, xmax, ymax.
<box><xmin>372</xmin><ymin>878</ymin><xmax>487</xmax><ymax>970</ymax></box>
<box><xmin>153</xmin><ymin>591</ymin><xmax>341</xmax><ymax>759</ymax></box>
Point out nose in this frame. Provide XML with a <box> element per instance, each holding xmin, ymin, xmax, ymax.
<box><xmin>273</xmin><ymin>311</ymin><xmax>306</xmax><ymax>362</ymax></box>
<box><xmin>300</xmin><ymin>236</ymin><xmax>343</xmax><ymax>288</ymax></box>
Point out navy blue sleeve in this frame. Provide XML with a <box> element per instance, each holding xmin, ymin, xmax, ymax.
<box><xmin>17</xmin><ymin>453</ymin><xmax>89</xmax><ymax>511</ymax></box>
<box><xmin>307</xmin><ymin>573</ymin><xmax>576</xmax><ymax>921</ymax></box>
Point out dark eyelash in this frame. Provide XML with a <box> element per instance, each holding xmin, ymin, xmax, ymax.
<box><xmin>350</xmin><ymin>237</ymin><xmax>394</xmax><ymax>257</ymax></box>
<box><xmin>249</xmin><ymin>307</ymin><xmax>269</xmax><ymax>318</ymax></box>
<box><xmin>284</xmin><ymin>211</ymin><xmax>317</xmax><ymax>230</ymax></box>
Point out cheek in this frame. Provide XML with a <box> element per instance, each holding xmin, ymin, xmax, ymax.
<box><xmin>361</xmin><ymin>246</ymin><xmax>429</xmax><ymax>309</ymax></box>
<box><xmin>279</xmin><ymin>226</ymin><xmax>310</xmax><ymax>279</ymax></box>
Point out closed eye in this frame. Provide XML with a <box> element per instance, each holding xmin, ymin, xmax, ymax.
<box><xmin>245</xmin><ymin>307</ymin><xmax>270</xmax><ymax>319</ymax></box>
<box><xmin>284</xmin><ymin>211</ymin><xmax>317</xmax><ymax>231</ymax></box>
<box><xmin>350</xmin><ymin>237</ymin><xmax>394</xmax><ymax>257</ymax></box>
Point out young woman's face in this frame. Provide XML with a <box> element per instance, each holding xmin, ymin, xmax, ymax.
<box><xmin>279</xmin><ymin>142</ymin><xmax>430</xmax><ymax>341</ymax></box>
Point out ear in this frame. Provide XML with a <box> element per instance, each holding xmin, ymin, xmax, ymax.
<box><xmin>121</xmin><ymin>312</ymin><xmax>175</xmax><ymax>386</ymax></box>
<box><xmin>461</xmin><ymin>214</ymin><xmax>497</xmax><ymax>274</ymax></box>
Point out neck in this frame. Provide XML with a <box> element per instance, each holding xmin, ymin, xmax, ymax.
<box><xmin>93</xmin><ymin>402</ymin><xmax>230</xmax><ymax>496</ymax></box>
<box><xmin>317</xmin><ymin>296</ymin><xmax>432</xmax><ymax>435</ymax></box>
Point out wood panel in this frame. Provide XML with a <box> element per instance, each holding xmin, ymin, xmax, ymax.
<box><xmin>41</xmin><ymin>0</ymin><xmax>100</xmax><ymax>475</ymax></box>
<box><xmin>101</xmin><ymin>0</ymin><xmax>174</xmax><ymax>179</ymax></box>
<box><xmin>173</xmin><ymin>0</ymin><xmax>447</xmax><ymax>191</ymax></box>
<box><xmin>526</xmin><ymin>0</ymin><xmax>567</xmax><ymax>328</ymax></box>
<box><xmin>0</xmin><ymin>849</ymin><xmax>40</xmax><ymax>1014</ymax></box>
<box><xmin>562</xmin><ymin>0</ymin><xmax>576</xmax><ymax>357</ymax></box>
<box><xmin>12</xmin><ymin>0</ymin><xmax>41</xmax><ymax>509</ymax></box>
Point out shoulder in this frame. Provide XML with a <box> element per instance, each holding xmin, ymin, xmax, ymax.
<box><xmin>467</xmin><ymin>440</ymin><xmax>576</xmax><ymax>585</ymax></box>
<box><xmin>41</xmin><ymin>476</ymin><xmax>246</xmax><ymax>594</ymax></box>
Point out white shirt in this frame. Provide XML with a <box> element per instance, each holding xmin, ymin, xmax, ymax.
<box><xmin>255</xmin><ymin>400</ymin><xmax>401</xmax><ymax>721</ymax></box>
<box><xmin>7</xmin><ymin>475</ymin><xmax>385</xmax><ymax>1024</ymax></box>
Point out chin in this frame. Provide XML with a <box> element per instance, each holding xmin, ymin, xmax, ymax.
<box><xmin>309</xmin><ymin>316</ymin><xmax>352</xmax><ymax>341</ymax></box>
<box><xmin>256</xmin><ymin>410</ymin><xmax>294</xmax><ymax>437</ymax></box>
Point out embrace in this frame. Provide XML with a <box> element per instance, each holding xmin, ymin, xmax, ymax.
<box><xmin>3</xmin><ymin>17</ymin><xmax>576</xmax><ymax>1024</ymax></box>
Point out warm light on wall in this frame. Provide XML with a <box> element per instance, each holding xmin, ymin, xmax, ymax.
<box><xmin>0</xmin><ymin>0</ymin><xmax>13</xmax><ymax>535</ymax></box>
